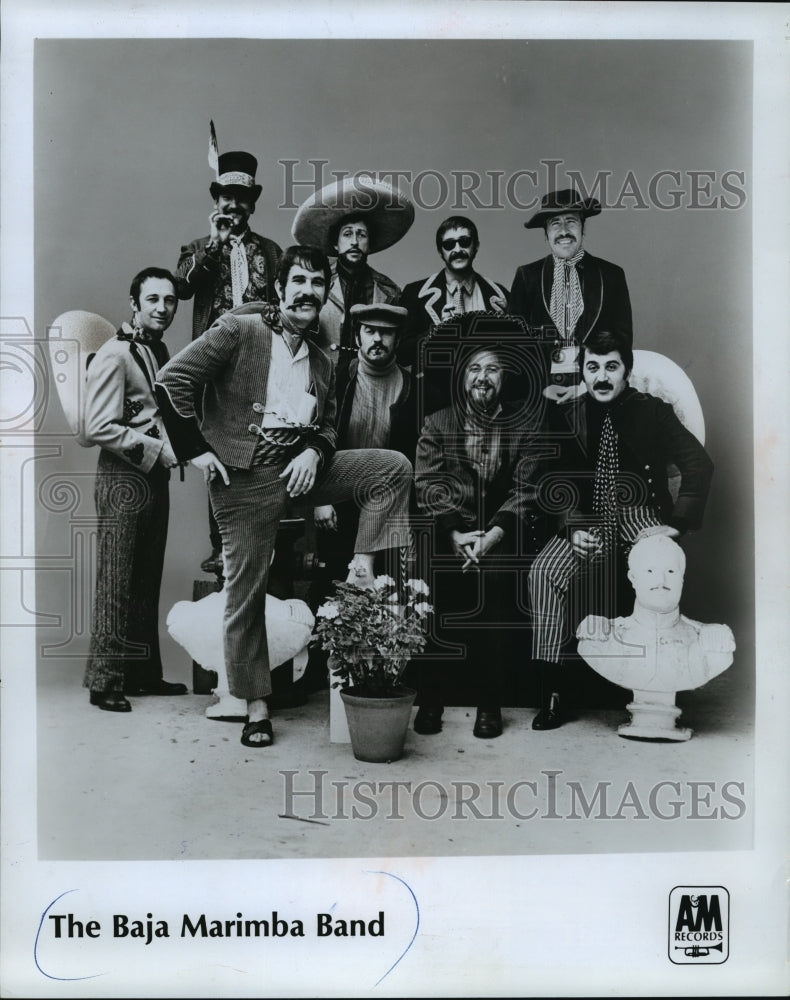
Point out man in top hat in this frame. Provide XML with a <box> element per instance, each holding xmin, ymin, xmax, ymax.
<box><xmin>175</xmin><ymin>127</ymin><xmax>283</xmax><ymax>570</ymax></box>
<box><xmin>291</xmin><ymin>177</ymin><xmax>413</xmax><ymax>374</ymax></box>
<box><xmin>509</xmin><ymin>188</ymin><xmax>632</xmax><ymax>403</ymax></box>
<box><xmin>310</xmin><ymin>302</ymin><xmax>419</xmax><ymax>605</ymax></box>
<box><xmin>175</xmin><ymin>132</ymin><xmax>283</xmax><ymax>342</ymax></box>
<box><xmin>398</xmin><ymin>216</ymin><xmax>509</xmax><ymax>372</ymax></box>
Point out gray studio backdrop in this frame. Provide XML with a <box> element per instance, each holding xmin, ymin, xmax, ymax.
<box><xmin>34</xmin><ymin>39</ymin><xmax>753</xmax><ymax>701</ymax></box>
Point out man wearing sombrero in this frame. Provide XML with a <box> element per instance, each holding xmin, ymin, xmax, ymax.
<box><xmin>175</xmin><ymin>123</ymin><xmax>283</xmax><ymax>342</ymax></box>
<box><xmin>509</xmin><ymin>188</ymin><xmax>632</xmax><ymax>404</ymax></box>
<box><xmin>291</xmin><ymin>177</ymin><xmax>413</xmax><ymax>374</ymax></box>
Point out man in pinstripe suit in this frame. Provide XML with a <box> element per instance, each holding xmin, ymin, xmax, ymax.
<box><xmin>155</xmin><ymin>245</ymin><xmax>412</xmax><ymax>748</ymax></box>
<box><xmin>528</xmin><ymin>329</ymin><xmax>713</xmax><ymax>730</ymax></box>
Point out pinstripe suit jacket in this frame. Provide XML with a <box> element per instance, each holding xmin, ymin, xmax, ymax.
<box><xmin>155</xmin><ymin>310</ymin><xmax>337</xmax><ymax>469</ymax></box>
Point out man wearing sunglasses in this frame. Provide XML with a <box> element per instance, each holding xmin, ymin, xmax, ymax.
<box><xmin>398</xmin><ymin>216</ymin><xmax>509</xmax><ymax>371</ymax></box>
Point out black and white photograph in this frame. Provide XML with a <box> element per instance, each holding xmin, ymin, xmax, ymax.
<box><xmin>1</xmin><ymin>1</ymin><xmax>788</xmax><ymax>996</ymax></box>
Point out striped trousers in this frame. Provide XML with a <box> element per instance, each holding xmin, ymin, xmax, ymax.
<box><xmin>528</xmin><ymin>506</ymin><xmax>662</xmax><ymax>663</ymax></box>
<box><xmin>84</xmin><ymin>450</ymin><xmax>170</xmax><ymax>693</ymax></box>
<box><xmin>210</xmin><ymin>448</ymin><xmax>412</xmax><ymax>701</ymax></box>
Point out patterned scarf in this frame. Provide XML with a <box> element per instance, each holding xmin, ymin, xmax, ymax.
<box><xmin>229</xmin><ymin>233</ymin><xmax>250</xmax><ymax>308</ymax></box>
<box><xmin>592</xmin><ymin>409</ymin><xmax>619</xmax><ymax>546</ymax></box>
<box><xmin>549</xmin><ymin>249</ymin><xmax>584</xmax><ymax>343</ymax></box>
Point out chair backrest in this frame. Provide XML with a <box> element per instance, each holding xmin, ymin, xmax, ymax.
<box><xmin>629</xmin><ymin>349</ymin><xmax>705</xmax><ymax>444</ymax></box>
<box><xmin>48</xmin><ymin>310</ymin><xmax>115</xmax><ymax>443</ymax></box>
<box><xmin>629</xmin><ymin>349</ymin><xmax>705</xmax><ymax>502</ymax></box>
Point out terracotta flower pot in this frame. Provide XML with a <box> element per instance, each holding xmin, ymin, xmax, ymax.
<box><xmin>340</xmin><ymin>686</ymin><xmax>417</xmax><ymax>763</ymax></box>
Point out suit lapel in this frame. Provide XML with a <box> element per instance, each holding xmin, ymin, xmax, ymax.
<box><xmin>417</xmin><ymin>272</ymin><xmax>446</xmax><ymax>325</ymax></box>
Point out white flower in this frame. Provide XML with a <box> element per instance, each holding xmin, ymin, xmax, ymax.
<box><xmin>406</xmin><ymin>578</ymin><xmax>429</xmax><ymax>595</ymax></box>
<box><xmin>413</xmin><ymin>602</ymin><xmax>433</xmax><ymax>617</ymax></box>
<box><xmin>373</xmin><ymin>574</ymin><xmax>396</xmax><ymax>590</ymax></box>
<box><xmin>316</xmin><ymin>602</ymin><xmax>340</xmax><ymax>620</ymax></box>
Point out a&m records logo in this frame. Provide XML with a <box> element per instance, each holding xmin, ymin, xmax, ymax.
<box><xmin>668</xmin><ymin>886</ymin><xmax>729</xmax><ymax>964</ymax></box>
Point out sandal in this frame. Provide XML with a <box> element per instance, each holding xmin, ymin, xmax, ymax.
<box><xmin>241</xmin><ymin>718</ymin><xmax>274</xmax><ymax>748</ymax></box>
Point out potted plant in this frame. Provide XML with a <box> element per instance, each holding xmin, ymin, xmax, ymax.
<box><xmin>313</xmin><ymin>576</ymin><xmax>433</xmax><ymax>762</ymax></box>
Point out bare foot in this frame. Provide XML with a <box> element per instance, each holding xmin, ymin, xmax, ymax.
<box><xmin>242</xmin><ymin>697</ymin><xmax>272</xmax><ymax>745</ymax></box>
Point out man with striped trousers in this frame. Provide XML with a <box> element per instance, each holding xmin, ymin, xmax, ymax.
<box><xmin>528</xmin><ymin>329</ymin><xmax>713</xmax><ymax>730</ymax></box>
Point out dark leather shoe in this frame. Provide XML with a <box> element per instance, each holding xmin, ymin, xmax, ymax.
<box><xmin>532</xmin><ymin>693</ymin><xmax>563</xmax><ymax>730</ymax></box>
<box><xmin>473</xmin><ymin>707</ymin><xmax>502</xmax><ymax>739</ymax></box>
<box><xmin>414</xmin><ymin>705</ymin><xmax>443</xmax><ymax>734</ymax></box>
<box><xmin>90</xmin><ymin>690</ymin><xmax>132</xmax><ymax>713</ymax></box>
<box><xmin>126</xmin><ymin>679</ymin><xmax>188</xmax><ymax>696</ymax></box>
<box><xmin>200</xmin><ymin>547</ymin><xmax>224</xmax><ymax>575</ymax></box>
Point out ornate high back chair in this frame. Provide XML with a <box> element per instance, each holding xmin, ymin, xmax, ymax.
<box><xmin>629</xmin><ymin>349</ymin><xmax>705</xmax><ymax>500</ymax></box>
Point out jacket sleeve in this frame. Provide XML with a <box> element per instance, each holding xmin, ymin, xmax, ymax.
<box><xmin>487</xmin><ymin>431</ymin><xmax>542</xmax><ymax>537</ymax></box>
<box><xmin>83</xmin><ymin>348</ymin><xmax>164</xmax><ymax>472</ymax></box>
<box><xmin>509</xmin><ymin>266</ymin><xmax>529</xmax><ymax>325</ymax></box>
<box><xmin>415</xmin><ymin>413</ymin><xmax>469</xmax><ymax>536</ymax></box>
<box><xmin>609</xmin><ymin>263</ymin><xmax>633</xmax><ymax>344</ymax></box>
<box><xmin>175</xmin><ymin>237</ymin><xmax>222</xmax><ymax>302</ymax></box>
<box><xmin>154</xmin><ymin>315</ymin><xmax>240</xmax><ymax>461</ymax></box>
<box><xmin>657</xmin><ymin>401</ymin><xmax>714</xmax><ymax>531</ymax></box>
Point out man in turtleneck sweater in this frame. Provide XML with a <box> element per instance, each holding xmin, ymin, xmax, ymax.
<box><xmin>527</xmin><ymin>329</ymin><xmax>713</xmax><ymax>730</ymax></box>
<box><xmin>310</xmin><ymin>303</ymin><xmax>418</xmax><ymax>604</ymax></box>
<box><xmin>291</xmin><ymin>178</ymin><xmax>414</xmax><ymax>381</ymax></box>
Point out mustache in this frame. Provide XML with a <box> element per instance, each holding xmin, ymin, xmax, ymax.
<box><xmin>290</xmin><ymin>295</ymin><xmax>321</xmax><ymax>308</ymax></box>
<box><xmin>450</xmin><ymin>251</ymin><xmax>469</xmax><ymax>261</ymax></box>
<box><xmin>593</xmin><ymin>381</ymin><xmax>613</xmax><ymax>391</ymax></box>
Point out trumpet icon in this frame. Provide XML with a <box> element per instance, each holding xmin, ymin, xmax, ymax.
<box><xmin>674</xmin><ymin>942</ymin><xmax>724</xmax><ymax>958</ymax></box>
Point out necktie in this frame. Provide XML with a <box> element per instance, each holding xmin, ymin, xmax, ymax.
<box><xmin>549</xmin><ymin>253</ymin><xmax>584</xmax><ymax>342</ymax></box>
<box><xmin>229</xmin><ymin>235</ymin><xmax>249</xmax><ymax>308</ymax></box>
<box><xmin>592</xmin><ymin>411</ymin><xmax>619</xmax><ymax>547</ymax></box>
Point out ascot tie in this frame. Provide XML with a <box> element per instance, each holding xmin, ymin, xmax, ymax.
<box><xmin>229</xmin><ymin>234</ymin><xmax>250</xmax><ymax>308</ymax></box>
<box><xmin>549</xmin><ymin>251</ymin><xmax>584</xmax><ymax>343</ymax></box>
<box><xmin>592</xmin><ymin>410</ymin><xmax>619</xmax><ymax>547</ymax></box>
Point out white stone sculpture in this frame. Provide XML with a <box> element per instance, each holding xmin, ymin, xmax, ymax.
<box><xmin>167</xmin><ymin>590</ymin><xmax>314</xmax><ymax>719</ymax></box>
<box><xmin>577</xmin><ymin>534</ymin><xmax>734</xmax><ymax>740</ymax></box>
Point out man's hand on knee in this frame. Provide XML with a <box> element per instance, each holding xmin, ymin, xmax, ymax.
<box><xmin>280</xmin><ymin>448</ymin><xmax>320</xmax><ymax>497</ymax></box>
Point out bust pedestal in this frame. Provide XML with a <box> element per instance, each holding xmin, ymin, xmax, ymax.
<box><xmin>618</xmin><ymin>689</ymin><xmax>691</xmax><ymax>741</ymax></box>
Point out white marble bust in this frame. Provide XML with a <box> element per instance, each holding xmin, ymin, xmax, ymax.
<box><xmin>577</xmin><ymin>534</ymin><xmax>735</xmax><ymax>739</ymax></box>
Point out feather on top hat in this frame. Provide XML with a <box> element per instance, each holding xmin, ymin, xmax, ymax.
<box><xmin>525</xmin><ymin>188</ymin><xmax>602</xmax><ymax>229</ymax></box>
<box><xmin>207</xmin><ymin>120</ymin><xmax>262</xmax><ymax>201</ymax></box>
<box><xmin>291</xmin><ymin>176</ymin><xmax>415</xmax><ymax>254</ymax></box>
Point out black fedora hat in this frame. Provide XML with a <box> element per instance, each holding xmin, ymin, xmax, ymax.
<box><xmin>525</xmin><ymin>188</ymin><xmax>602</xmax><ymax>229</ymax></box>
<box><xmin>210</xmin><ymin>151</ymin><xmax>262</xmax><ymax>202</ymax></box>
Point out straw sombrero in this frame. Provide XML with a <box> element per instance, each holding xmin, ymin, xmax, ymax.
<box><xmin>292</xmin><ymin>177</ymin><xmax>414</xmax><ymax>254</ymax></box>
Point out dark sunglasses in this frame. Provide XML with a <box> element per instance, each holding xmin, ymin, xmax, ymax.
<box><xmin>441</xmin><ymin>235</ymin><xmax>474</xmax><ymax>251</ymax></box>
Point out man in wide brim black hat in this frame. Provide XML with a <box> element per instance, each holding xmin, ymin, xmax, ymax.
<box><xmin>291</xmin><ymin>177</ymin><xmax>414</xmax><ymax>370</ymax></box>
<box><xmin>509</xmin><ymin>186</ymin><xmax>632</xmax><ymax>405</ymax></box>
<box><xmin>523</xmin><ymin>187</ymin><xmax>602</xmax><ymax>229</ymax></box>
